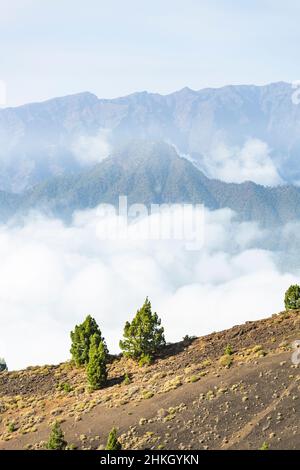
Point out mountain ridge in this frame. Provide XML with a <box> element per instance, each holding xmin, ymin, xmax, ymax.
<box><xmin>0</xmin><ymin>81</ymin><xmax>299</xmax><ymax>193</ymax></box>
<box><xmin>0</xmin><ymin>81</ymin><xmax>290</xmax><ymax>110</ymax></box>
<box><xmin>1</xmin><ymin>140</ymin><xmax>300</xmax><ymax>227</ymax></box>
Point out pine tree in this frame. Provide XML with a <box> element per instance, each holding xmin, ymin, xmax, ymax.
<box><xmin>46</xmin><ymin>421</ymin><xmax>67</xmax><ymax>450</ymax></box>
<box><xmin>86</xmin><ymin>333</ymin><xmax>108</xmax><ymax>390</ymax></box>
<box><xmin>0</xmin><ymin>357</ymin><xmax>7</xmax><ymax>372</ymax></box>
<box><xmin>284</xmin><ymin>284</ymin><xmax>300</xmax><ymax>310</ymax></box>
<box><xmin>119</xmin><ymin>297</ymin><xmax>165</xmax><ymax>363</ymax></box>
<box><xmin>70</xmin><ymin>315</ymin><xmax>107</xmax><ymax>366</ymax></box>
<box><xmin>105</xmin><ymin>427</ymin><xmax>122</xmax><ymax>450</ymax></box>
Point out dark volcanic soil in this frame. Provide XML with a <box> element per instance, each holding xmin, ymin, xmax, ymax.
<box><xmin>0</xmin><ymin>309</ymin><xmax>299</xmax><ymax>450</ymax></box>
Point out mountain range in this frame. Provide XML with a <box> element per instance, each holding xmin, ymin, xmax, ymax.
<box><xmin>1</xmin><ymin>140</ymin><xmax>300</xmax><ymax>227</ymax></box>
<box><xmin>1</xmin><ymin>82</ymin><xmax>300</xmax><ymax>193</ymax></box>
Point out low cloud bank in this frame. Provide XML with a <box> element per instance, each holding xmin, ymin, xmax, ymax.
<box><xmin>0</xmin><ymin>206</ymin><xmax>298</xmax><ymax>370</ymax></box>
<box><xmin>200</xmin><ymin>139</ymin><xmax>283</xmax><ymax>186</ymax></box>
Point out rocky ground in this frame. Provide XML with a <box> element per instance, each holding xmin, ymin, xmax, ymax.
<box><xmin>0</xmin><ymin>309</ymin><xmax>299</xmax><ymax>450</ymax></box>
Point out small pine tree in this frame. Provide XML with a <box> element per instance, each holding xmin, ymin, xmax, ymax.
<box><xmin>0</xmin><ymin>357</ymin><xmax>7</xmax><ymax>372</ymax></box>
<box><xmin>86</xmin><ymin>334</ymin><xmax>108</xmax><ymax>390</ymax></box>
<box><xmin>260</xmin><ymin>441</ymin><xmax>269</xmax><ymax>450</ymax></box>
<box><xmin>284</xmin><ymin>285</ymin><xmax>300</xmax><ymax>310</ymax></box>
<box><xmin>70</xmin><ymin>315</ymin><xmax>107</xmax><ymax>366</ymax></box>
<box><xmin>123</xmin><ymin>373</ymin><xmax>131</xmax><ymax>385</ymax></box>
<box><xmin>46</xmin><ymin>421</ymin><xmax>67</xmax><ymax>450</ymax></box>
<box><xmin>224</xmin><ymin>344</ymin><xmax>233</xmax><ymax>356</ymax></box>
<box><xmin>119</xmin><ymin>297</ymin><xmax>166</xmax><ymax>363</ymax></box>
<box><xmin>105</xmin><ymin>427</ymin><xmax>122</xmax><ymax>450</ymax></box>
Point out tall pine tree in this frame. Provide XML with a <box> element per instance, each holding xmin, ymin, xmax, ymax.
<box><xmin>70</xmin><ymin>315</ymin><xmax>107</xmax><ymax>366</ymax></box>
<box><xmin>284</xmin><ymin>284</ymin><xmax>300</xmax><ymax>310</ymax></box>
<box><xmin>86</xmin><ymin>333</ymin><xmax>108</xmax><ymax>390</ymax></box>
<box><xmin>119</xmin><ymin>297</ymin><xmax>165</xmax><ymax>363</ymax></box>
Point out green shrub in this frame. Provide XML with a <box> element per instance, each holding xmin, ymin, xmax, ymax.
<box><xmin>189</xmin><ymin>375</ymin><xmax>200</xmax><ymax>383</ymax></box>
<box><xmin>138</xmin><ymin>354</ymin><xmax>152</xmax><ymax>367</ymax></box>
<box><xmin>46</xmin><ymin>421</ymin><xmax>67</xmax><ymax>450</ymax></box>
<box><xmin>65</xmin><ymin>443</ymin><xmax>77</xmax><ymax>450</ymax></box>
<box><xmin>123</xmin><ymin>373</ymin><xmax>131</xmax><ymax>385</ymax></box>
<box><xmin>7</xmin><ymin>422</ymin><xmax>16</xmax><ymax>433</ymax></box>
<box><xmin>284</xmin><ymin>285</ymin><xmax>300</xmax><ymax>310</ymax></box>
<box><xmin>182</xmin><ymin>335</ymin><xmax>197</xmax><ymax>344</ymax></box>
<box><xmin>119</xmin><ymin>297</ymin><xmax>165</xmax><ymax>362</ymax></box>
<box><xmin>219</xmin><ymin>354</ymin><xmax>233</xmax><ymax>368</ymax></box>
<box><xmin>142</xmin><ymin>390</ymin><xmax>154</xmax><ymax>399</ymax></box>
<box><xmin>105</xmin><ymin>427</ymin><xmax>122</xmax><ymax>450</ymax></box>
<box><xmin>224</xmin><ymin>344</ymin><xmax>233</xmax><ymax>356</ymax></box>
<box><xmin>57</xmin><ymin>382</ymin><xmax>72</xmax><ymax>393</ymax></box>
<box><xmin>260</xmin><ymin>441</ymin><xmax>269</xmax><ymax>450</ymax></box>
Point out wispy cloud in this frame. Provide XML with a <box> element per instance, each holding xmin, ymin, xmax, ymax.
<box><xmin>200</xmin><ymin>139</ymin><xmax>283</xmax><ymax>186</ymax></box>
<box><xmin>71</xmin><ymin>129</ymin><xmax>112</xmax><ymax>165</ymax></box>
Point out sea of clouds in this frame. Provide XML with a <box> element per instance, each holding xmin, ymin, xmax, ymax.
<box><xmin>0</xmin><ymin>204</ymin><xmax>298</xmax><ymax>370</ymax></box>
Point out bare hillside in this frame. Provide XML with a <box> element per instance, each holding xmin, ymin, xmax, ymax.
<box><xmin>0</xmin><ymin>309</ymin><xmax>299</xmax><ymax>450</ymax></box>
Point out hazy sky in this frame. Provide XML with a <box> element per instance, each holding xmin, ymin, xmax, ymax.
<box><xmin>1</xmin><ymin>0</ymin><xmax>300</xmax><ymax>106</ymax></box>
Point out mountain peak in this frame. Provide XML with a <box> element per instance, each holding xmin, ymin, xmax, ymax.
<box><xmin>171</xmin><ymin>86</ymin><xmax>197</xmax><ymax>97</ymax></box>
<box><xmin>114</xmin><ymin>139</ymin><xmax>178</xmax><ymax>160</ymax></box>
<box><xmin>41</xmin><ymin>91</ymin><xmax>99</xmax><ymax>107</ymax></box>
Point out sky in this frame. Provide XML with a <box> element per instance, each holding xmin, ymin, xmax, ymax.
<box><xmin>1</xmin><ymin>0</ymin><xmax>300</xmax><ymax>106</ymax></box>
<box><xmin>1</xmin><ymin>0</ymin><xmax>300</xmax><ymax>369</ymax></box>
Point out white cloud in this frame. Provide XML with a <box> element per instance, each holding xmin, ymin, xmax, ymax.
<box><xmin>71</xmin><ymin>128</ymin><xmax>112</xmax><ymax>165</ymax></box>
<box><xmin>200</xmin><ymin>139</ymin><xmax>283</xmax><ymax>186</ymax></box>
<box><xmin>0</xmin><ymin>206</ymin><xmax>297</xmax><ymax>370</ymax></box>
